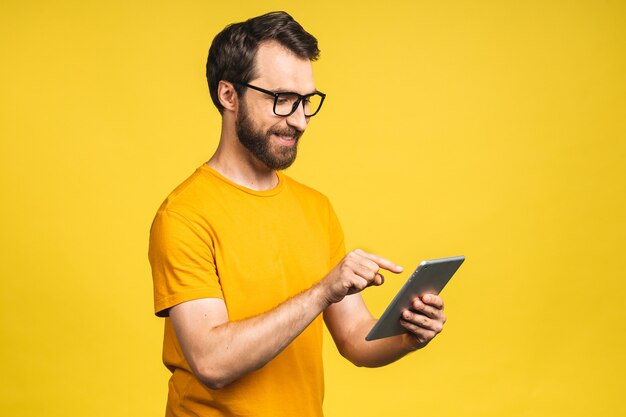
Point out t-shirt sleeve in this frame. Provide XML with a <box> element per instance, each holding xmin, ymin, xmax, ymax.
<box><xmin>149</xmin><ymin>209</ymin><xmax>224</xmax><ymax>317</ymax></box>
<box><xmin>327</xmin><ymin>201</ymin><xmax>346</xmax><ymax>268</ymax></box>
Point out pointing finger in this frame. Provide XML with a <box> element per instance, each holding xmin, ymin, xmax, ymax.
<box><xmin>354</xmin><ymin>249</ymin><xmax>403</xmax><ymax>274</ymax></box>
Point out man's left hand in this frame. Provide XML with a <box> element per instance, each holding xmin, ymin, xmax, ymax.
<box><xmin>400</xmin><ymin>294</ymin><xmax>446</xmax><ymax>350</ymax></box>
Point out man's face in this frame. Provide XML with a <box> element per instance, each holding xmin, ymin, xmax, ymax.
<box><xmin>235</xmin><ymin>41</ymin><xmax>316</xmax><ymax>170</ymax></box>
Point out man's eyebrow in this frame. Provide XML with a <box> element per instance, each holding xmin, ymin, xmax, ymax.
<box><xmin>273</xmin><ymin>88</ymin><xmax>318</xmax><ymax>95</ymax></box>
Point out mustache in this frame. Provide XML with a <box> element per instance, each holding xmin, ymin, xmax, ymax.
<box><xmin>268</xmin><ymin>126</ymin><xmax>303</xmax><ymax>140</ymax></box>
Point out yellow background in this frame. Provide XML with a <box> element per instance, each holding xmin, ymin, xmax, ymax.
<box><xmin>1</xmin><ymin>1</ymin><xmax>625</xmax><ymax>416</ymax></box>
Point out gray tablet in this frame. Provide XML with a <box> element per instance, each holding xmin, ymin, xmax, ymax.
<box><xmin>365</xmin><ymin>256</ymin><xmax>465</xmax><ymax>341</ymax></box>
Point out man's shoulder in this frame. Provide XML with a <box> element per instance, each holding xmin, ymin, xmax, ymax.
<box><xmin>155</xmin><ymin>165</ymin><xmax>219</xmax><ymax>215</ymax></box>
<box><xmin>282</xmin><ymin>174</ymin><xmax>331</xmax><ymax>204</ymax></box>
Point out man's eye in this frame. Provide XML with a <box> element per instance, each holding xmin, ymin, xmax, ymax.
<box><xmin>277</xmin><ymin>94</ymin><xmax>299</xmax><ymax>105</ymax></box>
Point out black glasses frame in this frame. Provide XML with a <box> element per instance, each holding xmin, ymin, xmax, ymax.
<box><xmin>234</xmin><ymin>82</ymin><xmax>326</xmax><ymax>117</ymax></box>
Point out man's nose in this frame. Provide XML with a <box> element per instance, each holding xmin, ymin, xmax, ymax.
<box><xmin>285</xmin><ymin>103</ymin><xmax>308</xmax><ymax>132</ymax></box>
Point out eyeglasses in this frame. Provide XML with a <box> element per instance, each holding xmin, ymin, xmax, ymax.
<box><xmin>234</xmin><ymin>82</ymin><xmax>326</xmax><ymax>117</ymax></box>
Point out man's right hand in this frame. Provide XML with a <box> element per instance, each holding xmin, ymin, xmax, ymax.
<box><xmin>321</xmin><ymin>249</ymin><xmax>403</xmax><ymax>304</ymax></box>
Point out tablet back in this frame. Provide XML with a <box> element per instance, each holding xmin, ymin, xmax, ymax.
<box><xmin>365</xmin><ymin>256</ymin><xmax>465</xmax><ymax>341</ymax></box>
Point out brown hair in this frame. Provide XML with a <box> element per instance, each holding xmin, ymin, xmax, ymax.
<box><xmin>206</xmin><ymin>11</ymin><xmax>320</xmax><ymax>113</ymax></box>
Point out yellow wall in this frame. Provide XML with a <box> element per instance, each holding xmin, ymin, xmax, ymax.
<box><xmin>1</xmin><ymin>1</ymin><xmax>624</xmax><ymax>416</ymax></box>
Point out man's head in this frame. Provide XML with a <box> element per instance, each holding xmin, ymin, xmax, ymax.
<box><xmin>206</xmin><ymin>11</ymin><xmax>320</xmax><ymax>114</ymax></box>
<box><xmin>206</xmin><ymin>12</ymin><xmax>322</xmax><ymax>171</ymax></box>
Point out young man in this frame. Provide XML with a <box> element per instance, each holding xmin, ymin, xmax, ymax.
<box><xmin>149</xmin><ymin>11</ymin><xmax>446</xmax><ymax>417</ymax></box>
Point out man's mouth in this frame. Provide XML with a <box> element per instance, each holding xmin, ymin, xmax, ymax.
<box><xmin>273</xmin><ymin>134</ymin><xmax>298</xmax><ymax>146</ymax></box>
<box><xmin>270</xmin><ymin>128</ymin><xmax>302</xmax><ymax>147</ymax></box>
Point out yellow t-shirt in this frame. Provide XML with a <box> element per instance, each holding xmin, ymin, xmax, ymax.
<box><xmin>149</xmin><ymin>164</ymin><xmax>345</xmax><ymax>417</ymax></box>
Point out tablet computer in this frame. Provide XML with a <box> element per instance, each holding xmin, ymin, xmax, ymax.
<box><xmin>365</xmin><ymin>255</ymin><xmax>465</xmax><ymax>341</ymax></box>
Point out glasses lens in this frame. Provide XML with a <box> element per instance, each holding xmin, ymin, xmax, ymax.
<box><xmin>274</xmin><ymin>93</ymin><xmax>300</xmax><ymax>116</ymax></box>
<box><xmin>274</xmin><ymin>93</ymin><xmax>324</xmax><ymax>117</ymax></box>
<box><xmin>303</xmin><ymin>93</ymin><xmax>323</xmax><ymax>116</ymax></box>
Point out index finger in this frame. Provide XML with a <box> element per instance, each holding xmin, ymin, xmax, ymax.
<box><xmin>354</xmin><ymin>249</ymin><xmax>403</xmax><ymax>274</ymax></box>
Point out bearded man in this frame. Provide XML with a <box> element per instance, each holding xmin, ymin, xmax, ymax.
<box><xmin>149</xmin><ymin>11</ymin><xmax>447</xmax><ymax>417</ymax></box>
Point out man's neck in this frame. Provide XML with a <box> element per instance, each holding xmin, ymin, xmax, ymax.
<box><xmin>207</xmin><ymin>128</ymin><xmax>279</xmax><ymax>191</ymax></box>
<box><xmin>207</xmin><ymin>153</ymin><xmax>279</xmax><ymax>191</ymax></box>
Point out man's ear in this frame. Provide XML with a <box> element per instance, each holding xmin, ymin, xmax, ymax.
<box><xmin>217</xmin><ymin>80</ymin><xmax>238</xmax><ymax>112</ymax></box>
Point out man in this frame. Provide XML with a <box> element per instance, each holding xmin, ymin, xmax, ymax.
<box><xmin>149</xmin><ymin>11</ymin><xmax>446</xmax><ymax>417</ymax></box>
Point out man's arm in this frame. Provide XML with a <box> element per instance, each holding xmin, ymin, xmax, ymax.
<box><xmin>323</xmin><ymin>287</ymin><xmax>446</xmax><ymax>367</ymax></box>
<box><xmin>169</xmin><ymin>249</ymin><xmax>401</xmax><ymax>389</ymax></box>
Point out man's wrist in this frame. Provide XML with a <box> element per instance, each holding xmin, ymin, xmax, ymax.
<box><xmin>401</xmin><ymin>333</ymin><xmax>423</xmax><ymax>353</ymax></box>
<box><xmin>310</xmin><ymin>279</ymin><xmax>333</xmax><ymax>310</ymax></box>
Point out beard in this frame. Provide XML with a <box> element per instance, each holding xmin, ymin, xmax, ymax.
<box><xmin>235</xmin><ymin>102</ymin><xmax>303</xmax><ymax>171</ymax></box>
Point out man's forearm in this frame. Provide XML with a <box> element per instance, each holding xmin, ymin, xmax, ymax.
<box><xmin>335</xmin><ymin>318</ymin><xmax>417</xmax><ymax>368</ymax></box>
<box><xmin>178</xmin><ymin>282</ymin><xmax>331</xmax><ymax>389</ymax></box>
